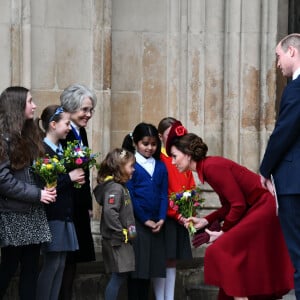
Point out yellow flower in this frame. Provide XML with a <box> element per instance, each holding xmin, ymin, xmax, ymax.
<box><xmin>32</xmin><ymin>155</ymin><xmax>66</xmax><ymax>188</ymax></box>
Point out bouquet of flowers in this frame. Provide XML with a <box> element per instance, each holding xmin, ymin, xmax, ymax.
<box><xmin>31</xmin><ymin>155</ymin><xmax>66</xmax><ymax>188</ymax></box>
<box><xmin>63</xmin><ymin>140</ymin><xmax>98</xmax><ymax>188</ymax></box>
<box><xmin>169</xmin><ymin>187</ymin><xmax>205</xmax><ymax>235</ymax></box>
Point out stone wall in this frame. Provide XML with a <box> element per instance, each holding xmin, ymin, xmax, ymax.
<box><xmin>0</xmin><ymin>0</ymin><xmax>290</xmax><ymax>234</ymax></box>
<box><xmin>111</xmin><ymin>0</ymin><xmax>289</xmax><ymax>172</ymax></box>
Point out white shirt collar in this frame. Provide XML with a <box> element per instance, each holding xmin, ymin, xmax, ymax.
<box><xmin>43</xmin><ymin>137</ymin><xmax>63</xmax><ymax>154</ymax></box>
<box><xmin>293</xmin><ymin>68</ymin><xmax>300</xmax><ymax>80</ymax></box>
<box><xmin>135</xmin><ymin>152</ymin><xmax>155</xmax><ymax>176</ymax></box>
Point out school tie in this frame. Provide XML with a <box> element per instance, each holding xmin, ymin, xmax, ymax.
<box><xmin>56</xmin><ymin>148</ymin><xmax>63</xmax><ymax>157</ymax></box>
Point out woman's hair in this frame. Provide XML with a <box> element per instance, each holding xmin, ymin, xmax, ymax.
<box><xmin>157</xmin><ymin>117</ymin><xmax>177</xmax><ymax>134</ymax></box>
<box><xmin>0</xmin><ymin>86</ymin><xmax>44</xmax><ymax>169</ymax></box>
<box><xmin>37</xmin><ymin>105</ymin><xmax>65</xmax><ymax>134</ymax></box>
<box><xmin>60</xmin><ymin>83</ymin><xmax>97</xmax><ymax>112</ymax></box>
<box><xmin>97</xmin><ymin>148</ymin><xmax>135</xmax><ymax>184</ymax></box>
<box><xmin>171</xmin><ymin>133</ymin><xmax>208</xmax><ymax>161</ymax></box>
<box><xmin>122</xmin><ymin>122</ymin><xmax>161</xmax><ymax>160</ymax></box>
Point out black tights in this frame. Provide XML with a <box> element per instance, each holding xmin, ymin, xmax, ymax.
<box><xmin>0</xmin><ymin>244</ymin><xmax>40</xmax><ymax>300</ymax></box>
<box><xmin>58</xmin><ymin>262</ymin><xmax>76</xmax><ymax>300</ymax></box>
<box><xmin>127</xmin><ymin>277</ymin><xmax>150</xmax><ymax>300</ymax></box>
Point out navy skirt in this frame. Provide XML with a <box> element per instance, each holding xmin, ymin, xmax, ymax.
<box><xmin>41</xmin><ymin>220</ymin><xmax>79</xmax><ymax>252</ymax></box>
<box><xmin>164</xmin><ymin>217</ymin><xmax>192</xmax><ymax>260</ymax></box>
<box><xmin>131</xmin><ymin>220</ymin><xmax>166</xmax><ymax>279</ymax></box>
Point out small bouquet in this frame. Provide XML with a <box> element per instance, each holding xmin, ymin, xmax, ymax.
<box><xmin>63</xmin><ymin>140</ymin><xmax>98</xmax><ymax>188</ymax></box>
<box><xmin>169</xmin><ymin>187</ymin><xmax>205</xmax><ymax>235</ymax></box>
<box><xmin>31</xmin><ymin>155</ymin><xmax>66</xmax><ymax>188</ymax></box>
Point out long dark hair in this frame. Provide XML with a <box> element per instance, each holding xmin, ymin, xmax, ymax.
<box><xmin>0</xmin><ymin>86</ymin><xmax>44</xmax><ymax>169</ymax></box>
<box><xmin>122</xmin><ymin>122</ymin><xmax>161</xmax><ymax>160</ymax></box>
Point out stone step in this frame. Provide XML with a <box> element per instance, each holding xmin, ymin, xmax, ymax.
<box><xmin>3</xmin><ymin>257</ymin><xmax>206</xmax><ymax>300</ymax></box>
<box><xmin>186</xmin><ymin>284</ymin><xmax>219</xmax><ymax>300</ymax></box>
<box><xmin>3</xmin><ymin>256</ymin><xmax>296</xmax><ymax>300</ymax></box>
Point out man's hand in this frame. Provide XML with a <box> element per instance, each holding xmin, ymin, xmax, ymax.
<box><xmin>260</xmin><ymin>174</ymin><xmax>274</xmax><ymax>195</ymax></box>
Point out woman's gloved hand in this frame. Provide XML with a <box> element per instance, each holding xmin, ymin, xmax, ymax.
<box><xmin>192</xmin><ymin>220</ymin><xmax>221</xmax><ymax>248</ymax></box>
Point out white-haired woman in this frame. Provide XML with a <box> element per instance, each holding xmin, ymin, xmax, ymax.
<box><xmin>59</xmin><ymin>83</ymin><xmax>97</xmax><ymax>300</ymax></box>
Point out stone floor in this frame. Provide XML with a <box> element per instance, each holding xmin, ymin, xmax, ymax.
<box><xmin>283</xmin><ymin>290</ymin><xmax>296</xmax><ymax>300</ymax></box>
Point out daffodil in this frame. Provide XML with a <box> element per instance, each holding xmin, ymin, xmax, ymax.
<box><xmin>32</xmin><ymin>155</ymin><xmax>66</xmax><ymax>188</ymax></box>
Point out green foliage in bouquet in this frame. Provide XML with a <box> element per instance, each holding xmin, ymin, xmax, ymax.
<box><xmin>63</xmin><ymin>140</ymin><xmax>99</xmax><ymax>188</ymax></box>
<box><xmin>32</xmin><ymin>155</ymin><xmax>66</xmax><ymax>188</ymax></box>
<box><xmin>169</xmin><ymin>186</ymin><xmax>205</xmax><ymax>235</ymax></box>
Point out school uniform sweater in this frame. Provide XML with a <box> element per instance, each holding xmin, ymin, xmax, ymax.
<box><xmin>126</xmin><ymin>161</ymin><xmax>168</xmax><ymax>224</ymax></box>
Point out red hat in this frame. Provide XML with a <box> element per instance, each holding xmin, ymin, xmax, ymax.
<box><xmin>166</xmin><ymin>120</ymin><xmax>188</xmax><ymax>156</ymax></box>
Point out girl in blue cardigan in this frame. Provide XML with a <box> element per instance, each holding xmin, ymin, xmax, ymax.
<box><xmin>122</xmin><ymin>122</ymin><xmax>168</xmax><ymax>300</ymax></box>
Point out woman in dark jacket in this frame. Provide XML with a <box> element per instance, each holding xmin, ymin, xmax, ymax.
<box><xmin>0</xmin><ymin>86</ymin><xmax>56</xmax><ymax>299</ymax></box>
<box><xmin>59</xmin><ymin>84</ymin><xmax>97</xmax><ymax>300</ymax></box>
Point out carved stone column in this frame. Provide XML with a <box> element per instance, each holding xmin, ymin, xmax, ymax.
<box><xmin>176</xmin><ymin>0</ymin><xmax>288</xmax><ymax>171</ymax></box>
<box><xmin>10</xmin><ymin>0</ymin><xmax>31</xmax><ymax>87</ymax></box>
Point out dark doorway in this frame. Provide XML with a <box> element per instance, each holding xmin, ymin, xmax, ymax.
<box><xmin>289</xmin><ymin>0</ymin><xmax>300</xmax><ymax>33</ymax></box>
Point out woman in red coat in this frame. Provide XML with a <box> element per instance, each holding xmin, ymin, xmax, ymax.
<box><xmin>166</xmin><ymin>125</ymin><xmax>294</xmax><ymax>300</ymax></box>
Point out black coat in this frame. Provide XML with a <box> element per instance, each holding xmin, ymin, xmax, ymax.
<box><xmin>0</xmin><ymin>160</ymin><xmax>41</xmax><ymax>212</ymax></box>
<box><xmin>0</xmin><ymin>135</ymin><xmax>41</xmax><ymax>212</ymax></box>
<box><xmin>43</xmin><ymin>144</ymin><xmax>74</xmax><ymax>221</ymax></box>
<box><xmin>260</xmin><ymin>75</ymin><xmax>300</xmax><ymax>195</ymax></box>
<box><xmin>61</xmin><ymin>128</ymin><xmax>95</xmax><ymax>262</ymax></box>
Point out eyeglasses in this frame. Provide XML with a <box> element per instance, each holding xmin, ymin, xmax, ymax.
<box><xmin>49</xmin><ymin>107</ymin><xmax>64</xmax><ymax>122</ymax></box>
<box><xmin>80</xmin><ymin>107</ymin><xmax>95</xmax><ymax>115</ymax></box>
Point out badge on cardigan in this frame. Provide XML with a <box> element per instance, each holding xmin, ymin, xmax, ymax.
<box><xmin>108</xmin><ymin>194</ymin><xmax>115</xmax><ymax>204</ymax></box>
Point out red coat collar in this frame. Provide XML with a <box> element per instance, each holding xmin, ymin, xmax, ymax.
<box><xmin>196</xmin><ymin>160</ymin><xmax>205</xmax><ymax>184</ymax></box>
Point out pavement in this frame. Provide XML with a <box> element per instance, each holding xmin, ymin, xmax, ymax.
<box><xmin>283</xmin><ymin>290</ymin><xmax>296</xmax><ymax>300</ymax></box>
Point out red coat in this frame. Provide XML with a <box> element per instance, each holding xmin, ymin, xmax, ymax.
<box><xmin>197</xmin><ymin>156</ymin><xmax>294</xmax><ymax>298</ymax></box>
<box><xmin>160</xmin><ymin>150</ymin><xmax>195</xmax><ymax>221</ymax></box>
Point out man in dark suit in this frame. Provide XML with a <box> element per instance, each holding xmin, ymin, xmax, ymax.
<box><xmin>260</xmin><ymin>33</ymin><xmax>300</xmax><ymax>300</ymax></box>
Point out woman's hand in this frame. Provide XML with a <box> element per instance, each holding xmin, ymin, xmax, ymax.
<box><xmin>178</xmin><ymin>215</ymin><xmax>187</xmax><ymax>225</ymax></box>
<box><xmin>145</xmin><ymin>220</ymin><xmax>156</xmax><ymax>229</ymax></box>
<box><xmin>205</xmin><ymin>228</ymin><xmax>224</xmax><ymax>243</ymax></box>
<box><xmin>40</xmin><ymin>188</ymin><xmax>57</xmax><ymax>204</ymax></box>
<box><xmin>152</xmin><ymin>219</ymin><xmax>164</xmax><ymax>233</ymax></box>
<box><xmin>69</xmin><ymin>168</ymin><xmax>85</xmax><ymax>185</ymax></box>
<box><xmin>185</xmin><ymin>217</ymin><xmax>208</xmax><ymax>230</ymax></box>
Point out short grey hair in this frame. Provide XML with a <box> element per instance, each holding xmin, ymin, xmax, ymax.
<box><xmin>280</xmin><ymin>33</ymin><xmax>300</xmax><ymax>52</ymax></box>
<box><xmin>60</xmin><ymin>84</ymin><xmax>97</xmax><ymax>113</ymax></box>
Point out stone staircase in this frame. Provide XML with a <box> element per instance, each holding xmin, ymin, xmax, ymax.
<box><xmin>3</xmin><ymin>255</ymin><xmax>296</xmax><ymax>300</ymax></box>
<box><xmin>3</xmin><ymin>250</ymin><xmax>221</xmax><ymax>300</ymax></box>
<box><xmin>2</xmin><ymin>243</ymin><xmax>296</xmax><ymax>300</ymax></box>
